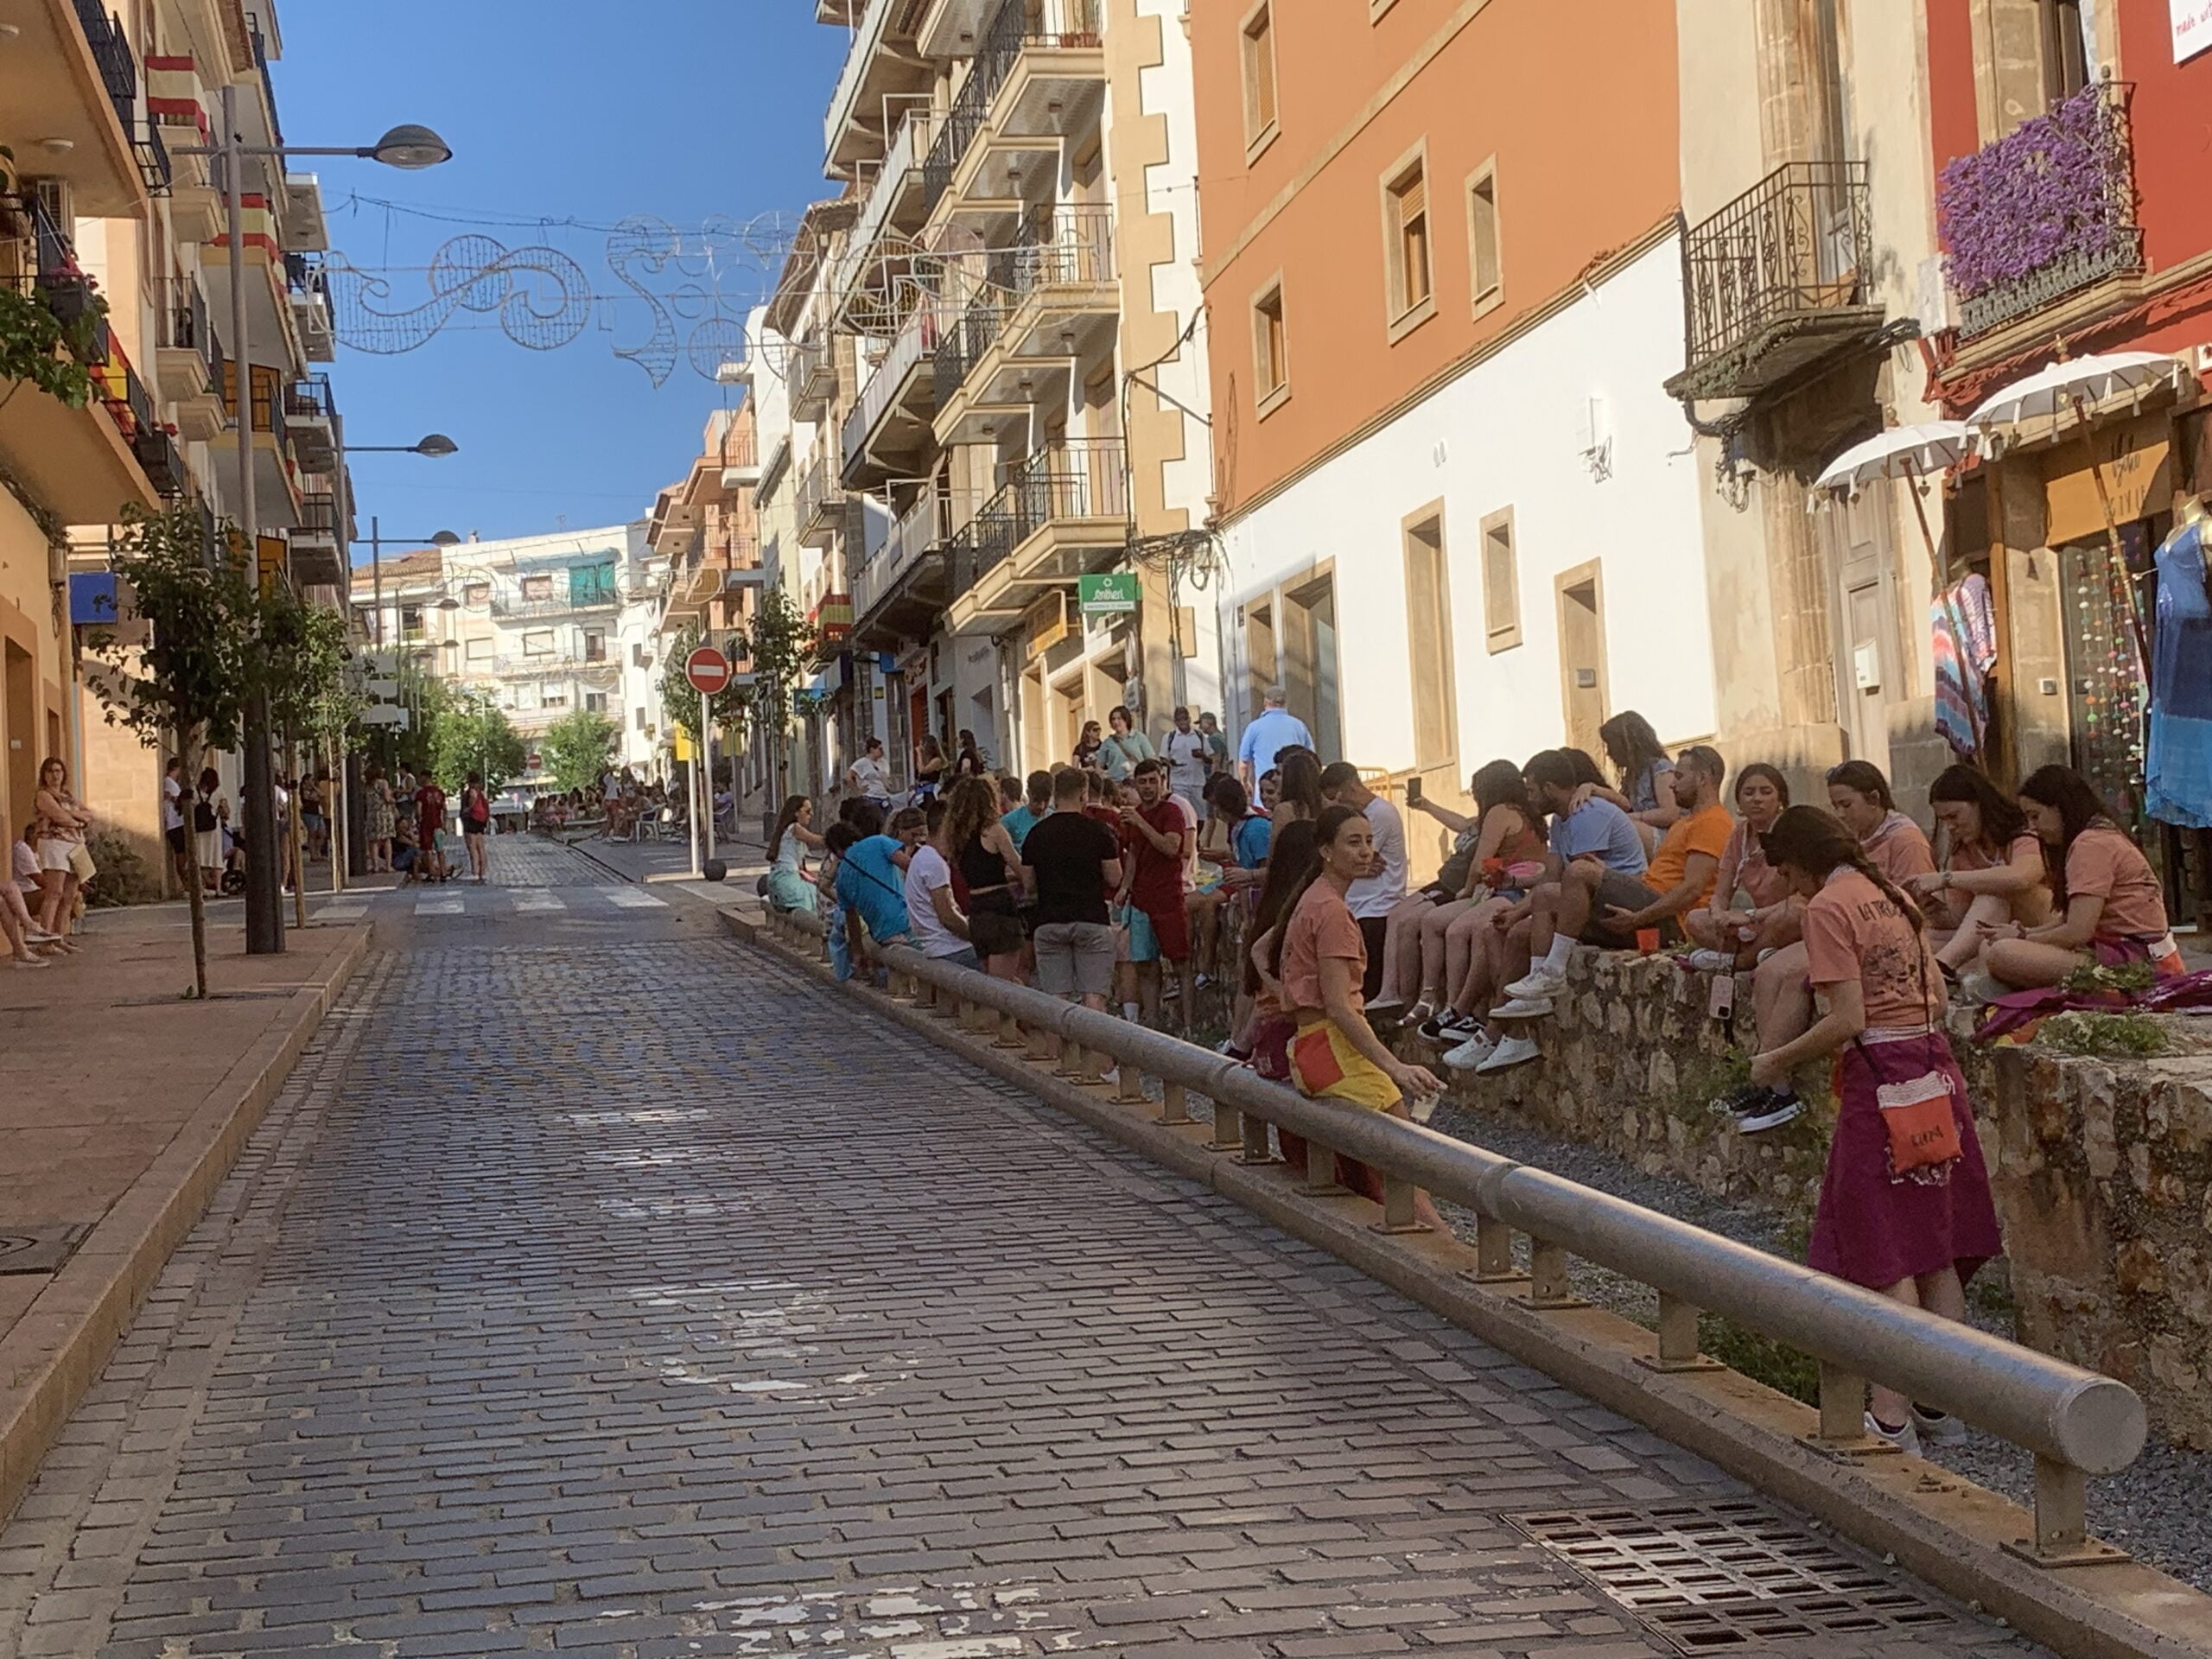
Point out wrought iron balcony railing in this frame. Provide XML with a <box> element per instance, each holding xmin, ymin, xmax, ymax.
<box><xmin>1673</xmin><ymin>161</ymin><xmax>1878</xmax><ymax>399</ymax></box>
<box><xmin>921</xmin><ymin>0</ymin><xmax>1102</xmax><ymax>211</ymax></box>
<box><xmin>932</xmin><ymin>293</ymin><xmax>1005</xmax><ymax>413</ymax></box>
<box><xmin>70</xmin><ymin>0</ymin><xmax>139</xmax><ymax>141</ymax></box>
<box><xmin>1938</xmin><ymin>80</ymin><xmax>2142</xmax><ymax>340</ymax></box>
<box><xmin>283</xmin><ymin>375</ymin><xmax>334</xmax><ymax>423</ymax></box>
<box><xmin>949</xmin><ymin>437</ymin><xmax>1127</xmax><ymax>599</ymax></box>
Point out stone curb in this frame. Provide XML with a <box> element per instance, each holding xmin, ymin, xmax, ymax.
<box><xmin>722</xmin><ymin>908</ymin><xmax>2212</xmax><ymax>1659</ymax></box>
<box><xmin>0</xmin><ymin>923</ymin><xmax>372</xmax><ymax>1526</ymax></box>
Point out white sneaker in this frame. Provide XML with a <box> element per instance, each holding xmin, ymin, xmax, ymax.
<box><xmin>1487</xmin><ymin>995</ymin><xmax>1554</xmax><ymax>1021</ymax></box>
<box><xmin>25</xmin><ymin>929</ymin><xmax>60</xmax><ymax>944</ymax></box>
<box><xmin>1366</xmin><ymin>995</ymin><xmax>1408</xmax><ymax>1016</ymax></box>
<box><xmin>1475</xmin><ymin>1033</ymin><xmax>1542</xmax><ymax>1073</ymax></box>
<box><xmin>1502</xmin><ymin>965</ymin><xmax>1566</xmax><ymax>1001</ymax></box>
<box><xmin>11</xmin><ymin>956</ymin><xmax>50</xmax><ymax>970</ymax></box>
<box><xmin>1441</xmin><ymin>1030</ymin><xmax>1496</xmax><ymax>1071</ymax></box>
<box><xmin>1910</xmin><ymin>1405</ymin><xmax>1968</xmax><ymax>1446</ymax></box>
<box><xmin>1864</xmin><ymin>1411</ymin><xmax>1922</xmax><ymax>1456</ymax></box>
<box><xmin>1683</xmin><ymin>949</ymin><xmax>1734</xmax><ymax>973</ymax></box>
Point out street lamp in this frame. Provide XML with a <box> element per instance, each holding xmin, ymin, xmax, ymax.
<box><xmin>174</xmin><ymin>101</ymin><xmax>454</xmax><ymax>957</ymax></box>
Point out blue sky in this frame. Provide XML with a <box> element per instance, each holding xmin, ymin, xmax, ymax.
<box><xmin>270</xmin><ymin>2</ymin><xmax>844</xmax><ymax>560</ymax></box>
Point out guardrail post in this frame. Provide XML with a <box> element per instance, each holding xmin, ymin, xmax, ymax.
<box><xmin>1055</xmin><ymin>1039</ymin><xmax>1087</xmax><ymax>1080</ymax></box>
<box><xmin>1304</xmin><ymin>1147</ymin><xmax>1347</xmax><ymax>1195</ymax></box>
<box><xmin>995</xmin><ymin>1009</ymin><xmax>1026</xmax><ymax>1050</ymax></box>
<box><xmin>1524</xmin><ymin>1240</ymin><xmax>1586</xmax><ymax>1306</ymax></box>
<box><xmin>1115</xmin><ymin>1065</ymin><xmax>1148</xmax><ymax>1105</ymax></box>
<box><xmin>1239</xmin><ymin>1111</ymin><xmax>1273</xmax><ymax>1165</ymax></box>
<box><xmin>1155</xmin><ymin>1083</ymin><xmax>1190</xmax><ymax>1126</ymax></box>
<box><xmin>1027</xmin><ymin>1022</ymin><xmax>1055</xmax><ymax>1063</ymax></box>
<box><xmin>2010</xmin><ymin>1458</ymin><xmax>2125</xmax><ymax>1564</ymax></box>
<box><xmin>1638</xmin><ymin>1293</ymin><xmax>1723</xmax><ymax>1374</ymax></box>
<box><xmin>1370</xmin><ymin>1173</ymin><xmax>1431</xmax><ymax>1236</ymax></box>
<box><xmin>1468</xmin><ymin>1211</ymin><xmax>1522</xmax><ymax>1282</ymax></box>
<box><xmin>1207</xmin><ymin>1101</ymin><xmax>1241</xmax><ymax>1151</ymax></box>
<box><xmin>1815</xmin><ymin>1363</ymin><xmax>1877</xmax><ymax>1451</ymax></box>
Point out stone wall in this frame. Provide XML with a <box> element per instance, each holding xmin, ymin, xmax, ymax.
<box><xmin>1393</xmin><ymin>946</ymin><xmax>2212</xmax><ymax>1446</ymax></box>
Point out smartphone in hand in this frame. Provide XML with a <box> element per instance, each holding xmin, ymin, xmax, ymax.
<box><xmin>1406</xmin><ymin>775</ymin><xmax>1424</xmax><ymax>804</ymax></box>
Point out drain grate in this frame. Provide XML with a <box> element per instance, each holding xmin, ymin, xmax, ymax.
<box><xmin>0</xmin><ymin>1225</ymin><xmax>91</xmax><ymax>1276</ymax></box>
<box><xmin>1507</xmin><ymin>1500</ymin><xmax>1963</xmax><ymax>1652</ymax></box>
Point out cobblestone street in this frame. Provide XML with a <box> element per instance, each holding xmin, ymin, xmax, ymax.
<box><xmin>0</xmin><ymin>842</ymin><xmax>2044</xmax><ymax>1657</ymax></box>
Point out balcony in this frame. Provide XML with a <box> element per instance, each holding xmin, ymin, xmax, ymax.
<box><xmin>922</xmin><ymin>0</ymin><xmax>1105</xmax><ymax>221</ymax></box>
<box><xmin>796</xmin><ymin>457</ymin><xmax>848</xmax><ymax>547</ymax></box>
<box><xmin>212</xmin><ymin>363</ymin><xmax>304</xmax><ymax>524</ymax></box>
<box><xmin>825</xmin><ymin>0</ymin><xmax>933</xmax><ymax>180</ymax></box>
<box><xmin>149</xmin><ymin>54</ymin><xmax>222</xmax><ymax>239</ymax></box>
<box><xmin>1664</xmin><ymin>161</ymin><xmax>1885</xmax><ymax>404</ymax></box>
<box><xmin>836</xmin><ymin>104</ymin><xmax>939</xmax><ymax>326</ymax></box>
<box><xmin>286</xmin><ymin>251</ymin><xmax>335</xmax><ymax>363</ymax></box>
<box><xmin>155</xmin><ymin>274</ymin><xmax>225</xmax><ymax>438</ymax></box>
<box><xmin>1938</xmin><ymin>82</ymin><xmax>2143</xmax><ymax>342</ymax></box>
<box><xmin>790</xmin><ymin>338</ymin><xmax>837</xmax><ymax>421</ymax></box>
<box><xmin>809</xmin><ymin>589</ymin><xmax>855</xmax><ymax>659</ymax></box>
<box><xmin>988</xmin><ymin>206</ymin><xmax>1116</xmax><ymax>358</ymax></box>
<box><xmin>283</xmin><ymin>374</ymin><xmax>335</xmax><ymax>472</ymax></box>
<box><xmin>948</xmin><ymin>437</ymin><xmax>1128</xmax><ymax>634</ymax></box>
<box><xmin>932</xmin><ymin>293</ymin><xmax>1006</xmax><ymax>416</ymax></box>
<box><xmin>852</xmin><ymin>486</ymin><xmax>969</xmax><ymax>646</ymax></box>
<box><xmin>842</xmin><ymin>300</ymin><xmax>937</xmax><ymax>486</ymax></box>
<box><xmin>718</xmin><ymin>425</ymin><xmax>760</xmax><ymax>489</ymax></box>
<box><xmin>289</xmin><ymin>490</ymin><xmax>344</xmax><ymax>588</ymax></box>
<box><xmin>0</xmin><ymin>0</ymin><xmax>143</xmax><ymax>213</ymax></box>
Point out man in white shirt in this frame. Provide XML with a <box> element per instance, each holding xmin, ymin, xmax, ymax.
<box><xmin>903</xmin><ymin>832</ymin><xmax>980</xmax><ymax>968</ymax></box>
<box><xmin>1319</xmin><ymin>761</ymin><xmax>1407</xmax><ymax>999</ymax></box>
<box><xmin>1160</xmin><ymin>706</ymin><xmax>1210</xmax><ymax>818</ymax></box>
<box><xmin>161</xmin><ymin>757</ymin><xmax>191</xmax><ymax>891</ymax></box>
<box><xmin>1236</xmin><ymin>686</ymin><xmax>1314</xmax><ymax>787</ymax></box>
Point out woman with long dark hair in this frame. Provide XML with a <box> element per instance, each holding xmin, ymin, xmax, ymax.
<box><xmin>1273</xmin><ymin>749</ymin><xmax>1327</xmax><ymax>828</ymax></box>
<box><xmin>1746</xmin><ymin>805</ymin><xmax>2001</xmax><ymax>1453</ymax></box>
<box><xmin>1238</xmin><ymin>818</ymin><xmax>1320</xmax><ymax>1078</ymax></box>
<box><xmin>765</xmin><ymin>794</ymin><xmax>824</xmax><ymax>914</ymax></box>
<box><xmin>1685</xmin><ymin>761</ymin><xmax>1794</xmax><ymax>962</ymax></box>
<box><xmin>944</xmin><ymin>772</ymin><xmax>1027</xmax><ymax>980</ymax></box>
<box><xmin>1904</xmin><ymin>765</ymin><xmax>2052</xmax><ymax>974</ymax></box>
<box><xmin>1976</xmin><ymin>766</ymin><xmax>2177</xmax><ymax>992</ymax></box>
<box><xmin>1826</xmin><ymin>760</ymin><xmax>1936</xmax><ymax>883</ymax></box>
<box><xmin>913</xmin><ymin>734</ymin><xmax>948</xmax><ymax>802</ymax></box>
<box><xmin>1254</xmin><ymin>804</ymin><xmax>1446</xmax><ymax>1223</ymax></box>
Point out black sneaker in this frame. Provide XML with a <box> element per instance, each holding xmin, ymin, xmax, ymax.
<box><xmin>1736</xmin><ymin>1092</ymin><xmax>1804</xmax><ymax>1134</ymax></box>
<box><xmin>1711</xmin><ymin>1081</ymin><xmax>1768</xmax><ymax>1118</ymax></box>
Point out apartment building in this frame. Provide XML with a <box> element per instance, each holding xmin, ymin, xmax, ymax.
<box><xmin>813</xmin><ymin>0</ymin><xmax>1216</xmax><ymax>784</ymax></box>
<box><xmin>3</xmin><ymin>0</ymin><xmax>343</xmax><ymax>884</ymax></box>
<box><xmin>1192</xmin><ymin>1</ymin><xmax>1707</xmax><ymax>849</ymax></box>
<box><xmin>438</xmin><ymin>525</ymin><xmax>655</xmax><ymax>772</ymax></box>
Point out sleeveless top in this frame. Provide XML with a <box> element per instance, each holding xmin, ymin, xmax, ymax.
<box><xmin>771</xmin><ymin>831</ymin><xmax>806</xmax><ymax>878</ymax></box>
<box><xmin>958</xmin><ymin>831</ymin><xmax>1009</xmax><ymax>893</ymax></box>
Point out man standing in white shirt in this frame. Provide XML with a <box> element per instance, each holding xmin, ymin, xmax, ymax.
<box><xmin>161</xmin><ymin>757</ymin><xmax>191</xmax><ymax>893</ymax></box>
<box><xmin>1160</xmin><ymin>706</ymin><xmax>1210</xmax><ymax>818</ymax></box>
<box><xmin>846</xmin><ymin>736</ymin><xmax>892</xmax><ymax>808</ymax></box>
<box><xmin>1319</xmin><ymin>761</ymin><xmax>1407</xmax><ymax>999</ymax></box>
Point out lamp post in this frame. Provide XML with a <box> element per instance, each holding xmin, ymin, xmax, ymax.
<box><xmin>175</xmin><ymin>106</ymin><xmax>451</xmax><ymax>955</ymax></box>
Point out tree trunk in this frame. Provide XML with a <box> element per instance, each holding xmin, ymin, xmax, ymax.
<box><xmin>287</xmin><ymin>731</ymin><xmax>308</xmax><ymax>931</ymax></box>
<box><xmin>180</xmin><ymin>728</ymin><xmax>209</xmax><ymax>1000</ymax></box>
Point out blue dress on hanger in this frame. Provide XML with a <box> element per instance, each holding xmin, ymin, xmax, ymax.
<box><xmin>2147</xmin><ymin>518</ymin><xmax>2212</xmax><ymax>828</ymax></box>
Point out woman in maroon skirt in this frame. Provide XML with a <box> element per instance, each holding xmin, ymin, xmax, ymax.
<box><xmin>1747</xmin><ymin>806</ymin><xmax>2002</xmax><ymax>1457</ymax></box>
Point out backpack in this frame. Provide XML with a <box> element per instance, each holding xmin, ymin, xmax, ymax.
<box><xmin>194</xmin><ymin>799</ymin><xmax>217</xmax><ymax>833</ymax></box>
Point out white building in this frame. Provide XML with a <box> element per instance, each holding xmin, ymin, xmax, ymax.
<box><xmin>441</xmin><ymin>524</ymin><xmax>655</xmax><ymax>782</ymax></box>
<box><xmin>1215</xmin><ymin>238</ymin><xmax>1713</xmax><ymax>775</ymax></box>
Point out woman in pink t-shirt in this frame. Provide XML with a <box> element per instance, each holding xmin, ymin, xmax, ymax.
<box><xmin>1747</xmin><ymin>806</ymin><xmax>2001</xmax><ymax>1454</ymax></box>
<box><xmin>1980</xmin><ymin>766</ymin><xmax>2177</xmax><ymax>991</ymax></box>
<box><xmin>1684</xmin><ymin>762</ymin><xmax>1797</xmax><ymax>963</ymax></box>
<box><xmin>1902</xmin><ymin>766</ymin><xmax>2052</xmax><ymax>976</ymax></box>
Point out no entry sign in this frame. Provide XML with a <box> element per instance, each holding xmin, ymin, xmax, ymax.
<box><xmin>685</xmin><ymin>645</ymin><xmax>733</xmax><ymax>696</ymax></box>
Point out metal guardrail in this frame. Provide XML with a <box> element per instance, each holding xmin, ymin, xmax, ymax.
<box><xmin>753</xmin><ymin>906</ymin><xmax>2147</xmax><ymax>1566</ymax></box>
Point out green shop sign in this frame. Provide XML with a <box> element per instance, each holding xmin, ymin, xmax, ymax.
<box><xmin>1078</xmin><ymin>572</ymin><xmax>1140</xmax><ymax>615</ymax></box>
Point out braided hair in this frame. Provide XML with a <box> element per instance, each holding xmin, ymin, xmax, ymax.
<box><xmin>1759</xmin><ymin>804</ymin><xmax>1926</xmax><ymax>936</ymax></box>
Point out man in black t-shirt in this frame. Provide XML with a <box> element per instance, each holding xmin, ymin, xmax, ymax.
<box><xmin>1021</xmin><ymin>767</ymin><xmax>1123</xmax><ymax>1011</ymax></box>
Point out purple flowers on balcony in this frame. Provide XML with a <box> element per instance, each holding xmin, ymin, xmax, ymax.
<box><xmin>1938</xmin><ymin>83</ymin><xmax>2140</xmax><ymax>329</ymax></box>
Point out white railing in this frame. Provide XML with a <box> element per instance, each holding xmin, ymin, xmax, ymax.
<box><xmin>824</xmin><ymin>0</ymin><xmax>897</xmax><ymax>164</ymax></box>
<box><xmin>841</xmin><ymin>103</ymin><xmax>938</xmax><ymax>293</ymax></box>
<box><xmin>843</xmin><ymin>302</ymin><xmax>938</xmax><ymax>471</ymax></box>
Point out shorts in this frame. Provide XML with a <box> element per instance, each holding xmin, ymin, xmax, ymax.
<box><xmin>1034</xmin><ymin>919</ymin><xmax>1116</xmax><ymax>998</ymax></box>
<box><xmin>1580</xmin><ymin>869</ymin><xmax>1678</xmax><ymax>950</ymax></box>
<box><xmin>419</xmin><ymin>829</ymin><xmax>442</xmax><ymax>854</ymax></box>
<box><xmin>1130</xmin><ymin>892</ymin><xmax>1191</xmax><ymax>962</ymax></box>
<box><xmin>1356</xmin><ymin>913</ymin><xmax>1390</xmax><ymax>999</ymax></box>
<box><xmin>1118</xmin><ymin>904</ymin><xmax>1158</xmax><ymax>963</ymax></box>
<box><xmin>165</xmin><ymin>825</ymin><xmax>190</xmax><ymax>855</ymax></box>
<box><xmin>928</xmin><ymin>945</ymin><xmax>980</xmax><ymax>972</ymax></box>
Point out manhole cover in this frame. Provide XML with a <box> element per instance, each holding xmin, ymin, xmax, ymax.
<box><xmin>0</xmin><ymin>1225</ymin><xmax>91</xmax><ymax>1276</ymax></box>
<box><xmin>1507</xmin><ymin>1500</ymin><xmax>1962</xmax><ymax>1651</ymax></box>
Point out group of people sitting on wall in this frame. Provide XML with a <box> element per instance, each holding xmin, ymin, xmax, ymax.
<box><xmin>764</xmin><ymin>702</ymin><xmax>2186</xmax><ymax>1456</ymax></box>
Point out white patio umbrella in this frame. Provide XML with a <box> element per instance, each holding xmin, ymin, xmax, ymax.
<box><xmin>1809</xmin><ymin>422</ymin><xmax>1973</xmax><ymax>581</ymax></box>
<box><xmin>1963</xmin><ymin>350</ymin><xmax>2188</xmax><ymax>444</ymax></box>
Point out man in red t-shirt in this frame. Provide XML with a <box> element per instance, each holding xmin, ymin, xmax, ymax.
<box><xmin>416</xmin><ymin>776</ymin><xmax>449</xmax><ymax>882</ymax></box>
<box><xmin>1117</xmin><ymin>759</ymin><xmax>1196</xmax><ymax>1029</ymax></box>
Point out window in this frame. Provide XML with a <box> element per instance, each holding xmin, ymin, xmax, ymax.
<box><xmin>584</xmin><ymin>630</ymin><xmax>607</xmax><ymax>663</ymax></box>
<box><xmin>1467</xmin><ymin>162</ymin><xmax>1503</xmax><ymax>315</ymax></box>
<box><xmin>1251</xmin><ymin>280</ymin><xmax>1288</xmax><ymax>413</ymax></box>
<box><xmin>1382</xmin><ymin>151</ymin><xmax>1433</xmax><ymax>328</ymax></box>
<box><xmin>1480</xmin><ymin>507</ymin><xmax>1520</xmax><ymax>653</ymax></box>
<box><xmin>1402</xmin><ymin>508</ymin><xmax>1457</xmax><ymax>772</ymax></box>
<box><xmin>1242</xmin><ymin>3</ymin><xmax>1278</xmax><ymax>153</ymax></box>
<box><xmin>570</xmin><ymin>562</ymin><xmax>617</xmax><ymax>607</ymax></box>
<box><xmin>2042</xmin><ymin>0</ymin><xmax>2088</xmax><ymax>104</ymax></box>
<box><xmin>523</xmin><ymin>629</ymin><xmax>554</xmax><ymax>657</ymax></box>
<box><xmin>465</xmin><ymin>637</ymin><xmax>492</xmax><ymax>662</ymax></box>
<box><xmin>634</xmin><ymin>707</ymin><xmax>648</xmax><ymax>731</ymax></box>
<box><xmin>584</xmin><ymin>691</ymin><xmax>607</xmax><ymax>714</ymax></box>
<box><xmin>399</xmin><ymin>603</ymin><xmax>423</xmax><ymax>639</ymax></box>
<box><xmin>462</xmin><ymin>582</ymin><xmax>489</xmax><ymax>608</ymax></box>
<box><xmin>632</xmin><ymin>641</ymin><xmax>650</xmax><ymax>668</ymax></box>
<box><xmin>543</xmin><ymin>685</ymin><xmax>569</xmax><ymax>709</ymax></box>
<box><xmin>521</xmin><ymin>574</ymin><xmax>553</xmax><ymax>601</ymax></box>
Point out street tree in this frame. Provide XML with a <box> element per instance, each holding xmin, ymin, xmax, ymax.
<box><xmin>253</xmin><ymin>586</ymin><xmax>358</xmax><ymax>918</ymax></box>
<box><xmin>539</xmin><ymin>708</ymin><xmax>618</xmax><ymax>793</ymax></box>
<box><xmin>733</xmin><ymin>588</ymin><xmax>815</xmax><ymax>801</ymax></box>
<box><xmin>84</xmin><ymin>503</ymin><xmax>252</xmax><ymax>999</ymax></box>
<box><xmin>427</xmin><ymin>688</ymin><xmax>526</xmax><ymax>794</ymax></box>
<box><xmin>656</xmin><ymin>620</ymin><xmax>749</xmax><ymax>743</ymax></box>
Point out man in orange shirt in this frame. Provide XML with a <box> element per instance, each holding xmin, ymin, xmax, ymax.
<box><xmin>1497</xmin><ymin>747</ymin><xmax>1731</xmax><ymax>1015</ymax></box>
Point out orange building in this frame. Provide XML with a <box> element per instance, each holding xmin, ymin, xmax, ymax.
<box><xmin>1191</xmin><ymin>1</ymin><xmax>1712</xmax><ymax>798</ymax></box>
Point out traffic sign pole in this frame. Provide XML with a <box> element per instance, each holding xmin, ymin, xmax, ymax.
<box><xmin>681</xmin><ymin>645</ymin><xmax>734</xmax><ymax>881</ymax></box>
<box><xmin>701</xmin><ymin>686</ymin><xmax>717</xmax><ymax>871</ymax></box>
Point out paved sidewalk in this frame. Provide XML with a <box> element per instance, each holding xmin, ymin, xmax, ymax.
<box><xmin>0</xmin><ymin>895</ymin><xmax>2043</xmax><ymax>1657</ymax></box>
